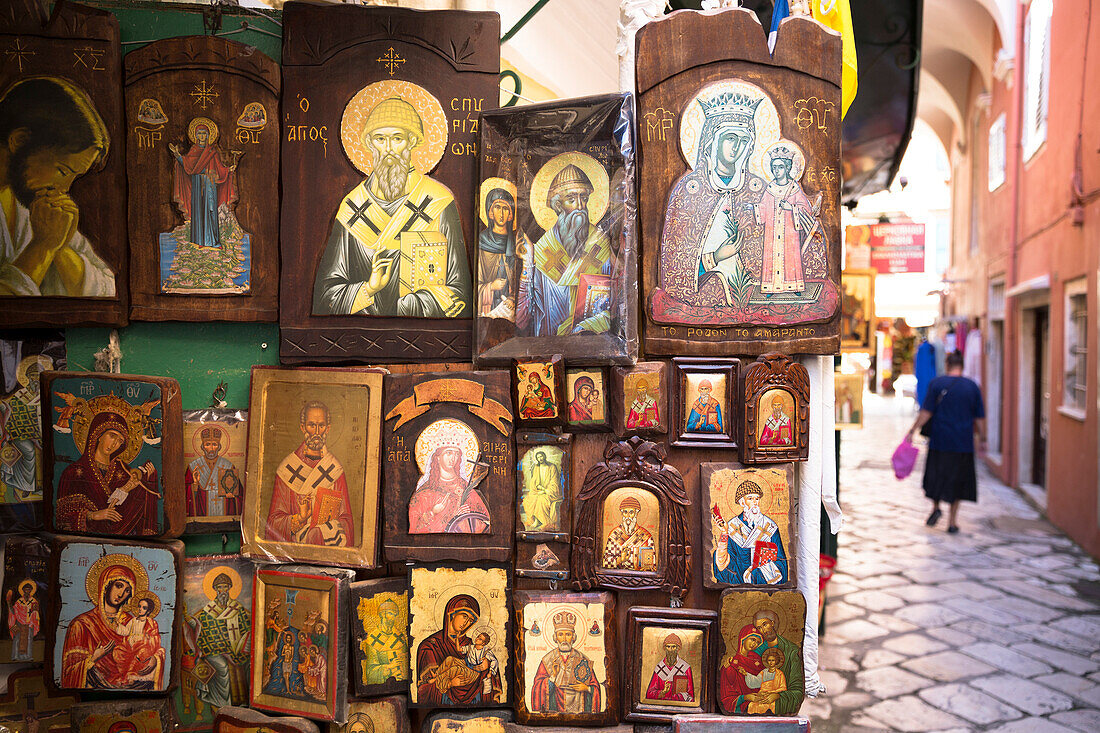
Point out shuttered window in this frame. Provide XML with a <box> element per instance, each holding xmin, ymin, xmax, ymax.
<box><xmin>1023</xmin><ymin>0</ymin><xmax>1052</xmax><ymax>160</ymax></box>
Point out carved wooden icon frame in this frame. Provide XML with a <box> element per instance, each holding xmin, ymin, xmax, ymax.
<box><xmin>124</xmin><ymin>36</ymin><xmax>280</xmax><ymax>322</ymax></box>
<box><xmin>636</xmin><ymin>8</ymin><xmax>843</xmax><ymax>356</ymax></box>
<box><xmin>611</xmin><ymin>361</ymin><xmax>668</xmax><ymax>436</ymax></box>
<box><xmin>382</xmin><ymin>370</ymin><xmax>514</xmax><ymax>563</ymax></box>
<box><xmin>515</xmin><ymin>431</ymin><xmax>571</xmax><ymax>580</ymax></box>
<box><xmin>700</xmin><ymin>462</ymin><xmax>798</xmax><ymax>590</ymax></box>
<box><xmin>623</xmin><ymin>606</ymin><xmax>717</xmax><ymax>724</ymax></box>
<box><xmin>513</xmin><ymin>590</ymin><xmax>618</xmax><ymax>726</ymax></box>
<box><xmin>741</xmin><ymin>353</ymin><xmax>810</xmax><ymax>463</ymax></box>
<box><xmin>250</xmin><ymin>564</ymin><xmax>354</xmax><ymax>723</ymax></box>
<box><xmin>564</xmin><ymin>365</ymin><xmax>612</xmax><ymax>433</ymax></box>
<box><xmin>279</xmin><ymin>3</ymin><xmax>499</xmax><ymax>362</ymax></box>
<box><xmin>513</xmin><ymin>355</ymin><xmax>565</xmax><ymax>428</ymax></box>
<box><xmin>41</xmin><ymin>370</ymin><xmax>185</xmax><ymax>539</ymax></box>
<box><xmin>571</xmin><ymin>436</ymin><xmax>690</xmax><ymax>597</ymax></box>
<box><xmin>0</xmin><ymin>0</ymin><xmax>128</xmax><ymax>328</ymax></box>
<box><xmin>670</xmin><ymin>357</ymin><xmax>740</xmax><ymax>448</ymax></box>
<box><xmin>349</xmin><ymin>576</ymin><xmax>409</xmax><ymax>699</ymax></box>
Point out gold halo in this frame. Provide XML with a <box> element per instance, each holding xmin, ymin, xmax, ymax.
<box><xmin>414</xmin><ymin>418</ymin><xmax>480</xmax><ymax>477</ymax></box>
<box><xmin>17</xmin><ymin>579</ymin><xmax>35</xmax><ymax>595</ymax></box>
<box><xmin>433</xmin><ymin>584</ymin><xmax>490</xmax><ymax>628</ymax></box>
<box><xmin>340</xmin><ymin>80</ymin><xmax>448</xmax><ymax>176</ymax></box>
<box><xmin>541</xmin><ymin>604</ymin><xmax>586</xmax><ymax>640</ymax></box>
<box><xmin>190</xmin><ymin>423</ymin><xmax>228</xmax><ymax>458</ymax></box>
<box><xmin>529</xmin><ymin>152</ymin><xmax>610</xmax><ymax>232</ymax></box>
<box><xmin>757</xmin><ymin>139</ymin><xmax>806</xmax><ymax>183</ymax></box>
<box><xmin>85</xmin><ymin>553</ymin><xmax>148</xmax><ymax>604</ymax></box>
<box><xmin>16</xmin><ymin>354</ymin><xmax>52</xmax><ymax>387</ymax></box>
<box><xmin>202</xmin><ymin>564</ymin><xmax>242</xmax><ymax>601</ymax></box>
<box><xmin>126</xmin><ymin>589</ymin><xmax>161</xmax><ymax>618</ymax></box>
<box><xmin>479</xmin><ymin>177</ymin><xmax>518</xmax><ymax>227</ymax></box>
<box><xmin>678</xmin><ymin>79</ymin><xmax>781</xmax><ymax>170</ymax></box>
<box><xmin>70</xmin><ymin>394</ymin><xmax>147</xmax><ymax>465</ymax></box>
<box><xmin>188</xmin><ymin>116</ymin><xmax>219</xmax><ymax>145</ymax></box>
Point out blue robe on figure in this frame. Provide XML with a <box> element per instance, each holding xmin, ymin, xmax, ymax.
<box><xmin>263</xmin><ymin>625</ymin><xmax>306</xmax><ymax>698</ymax></box>
<box><xmin>713</xmin><ymin>513</ymin><xmax>788</xmax><ymax>585</ymax></box>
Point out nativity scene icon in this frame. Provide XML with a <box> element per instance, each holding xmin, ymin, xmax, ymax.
<box><xmin>159</xmin><ymin>116</ymin><xmax>252</xmax><ymax>295</ymax></box>
<box><xmin>651</xmin><ymin>80</ymin><xmax>839</xmax><ymax>327</ymax></box>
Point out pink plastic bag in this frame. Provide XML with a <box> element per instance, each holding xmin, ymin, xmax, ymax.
<box><xmin>892</xmin><ymin>437</ymin><xmax>919</xmax><ymax>480</ymax></box>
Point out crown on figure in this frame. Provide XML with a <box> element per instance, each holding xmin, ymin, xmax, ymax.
<box><xmin>768</xmin><ymin>145</ymin><xmax>796</xmax><ymax>164</ymax></box>
<box><xmin>553</xmin><ymin>611</ymin><xmax>577</xmax><ymax>631</ymax></box>
<box><xmin>200</xmin><ymin>426</ymin><xmax>222</xmax><ymax>442</ymax></box>
<box><xmin>698</xmin><ymin>92</ymin><xmax>762</xmax><ymax>125</ymax></box>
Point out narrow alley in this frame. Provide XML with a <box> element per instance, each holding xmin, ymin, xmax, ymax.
<box><xmin>804</xmin><ymin>394</ymin><xmax>1100</xmax><ymax>732</ymax></box>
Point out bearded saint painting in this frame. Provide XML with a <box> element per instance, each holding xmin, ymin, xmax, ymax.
<box><xmin>60</xmin><ymin>554</ymin><xmax>166</xmax><ymax>690</ymax></box>
<box><xmin>651</xmin><ymin>80</ymin><xmax>838</xmax><ymax>326</ymax></box>
<box><xmin>55</xmin><ymin>410</ymin><xmax>160</xmax><ymax>536</ymax></box>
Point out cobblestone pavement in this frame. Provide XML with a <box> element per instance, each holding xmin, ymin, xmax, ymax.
<box><xmin>804</xmin><ymin>393</ymin><xmax>1100</xmax><ymax>732</ymax></box>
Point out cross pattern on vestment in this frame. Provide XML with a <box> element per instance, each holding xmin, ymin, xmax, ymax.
<box><xmin>368</xmin><ymin>631</ymin><xmax>400</xmax><ymax>648</ymax></box>
<box><xmin>400</xmin><ymin>195</ymin><xmax>434</xmax><ymax>233</ymax></box>
<box><xmin>347</xmin><ymin>199</ymin><xmax>380</xmax><ymax>234</ymax></box>
<box><xmin>312</xmin><ymin>464</ymin><xmax>337</xmax><ymax>488</ymax></box>
<box><xmin>286</xmin><ymin>464</ymin><xmax>308</xmax><ymax>484</ymax></box>
<box><xmin>577</xmin><ymin>243</ymin><xmax>605</xmax><ymax>273</ymax></box>
<box><xmin>540</xmin><ymin>245</ymin><xmax>569</xmax><ymax>276</ymax></box>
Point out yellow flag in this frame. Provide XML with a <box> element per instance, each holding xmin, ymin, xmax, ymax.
<box><xmin>811</xmin><ymin>0</ymin><xmax>858</xmax><ymax>118</ymax></box>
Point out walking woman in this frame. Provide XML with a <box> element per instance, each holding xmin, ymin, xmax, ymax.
<box><xmin>907</xmin><ymin>352</ymin><xmax>986</xmax><ymax>533</ymax></box>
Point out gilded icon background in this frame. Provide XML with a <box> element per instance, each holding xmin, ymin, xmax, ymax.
<box><xmin>756</xmin><ymin>388</ymin><xmax>796</xmax><ymax>449</ymax></box>
<box><xmin>600</xmin><ymin>486</ymin><xmax>660</xmax><ymax>572</ymax></box>
<box><xmin>516</xmin><ymin>362</ymin><xmax>559</xmax><ymax>421</ymax></box>
<box><xmin>522</xmin><ymin>601</ymin><xmax>607</xmax><ymax>715</ymax></box>
<box><xmin>355</xmin><ymin>590</ymin><xmax>409</xmax><ymax>688</ymax></box>
<box><xmin>638</xmin><ymin>626</ymin><xmax>702</xmax><ymax>707</ymax></box>
<box><xmin>566</xmin><ymin>369</ymin><xmax>606</xmax><ymax>425</ymax></box>
<box><xmin>706</xmin><ymin>467</ymin><xmax>792</xmax><ymax>586</ymax></box>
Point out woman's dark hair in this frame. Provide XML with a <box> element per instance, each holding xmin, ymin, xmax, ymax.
<box><xmin>946</xmin><ymin>351</ymin><xmax>965</xmax><ymax>369</ymax></box>
<box><xmin>0</xmin><ymin>76</ymin><xmax>109</xmax><ymax>163</ymax></box>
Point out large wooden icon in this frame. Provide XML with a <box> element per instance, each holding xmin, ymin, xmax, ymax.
<box><xmin>250</xmin><ymin>564</ymin><xmax>354</xmax><ymax>724</ymax></box>
<box><xmin>1</xmin><ymin>535</ymin><xmax>49</xmax><ymax>664</ymax></box>
<box><xmin>408</xmin><ymin>564</ymin><xmax>511</xmax><ymax>709</ymax></box>
<box><xmin>350</xmin><ymin>577</ymin><xmax>409</xmax><ymax>699</ymax></box>
<box><xmin>513</xmin><ymin>590</ymin><xmax>617</xmax><ymax>727</ymax></box>
<box><xmin>0</xmin><ymin>331</ymin><xmax>64</xmax><ymax>531</ymax></box>
<box><xmin>382</xmin><ymin>370</ymin><xmax>514</xmax><ymax>562</ymax></box>
<box><xmin>280</xmin><ymin>3</ymin><xmax>499</xmax><ymax>362</ymax></box>
<box><xmin>571</xmin><ymin>436</ymin><xmax>690</xmax><ymax>597</ymax></box>
<box><xmin>701</xmin><ymin>463</ymin><xmax>796</xmax><ymax>589</ymax></box>
<box><xmin>740</xmin><ymin>353</ymin><xmax>810</xmax><ymax>463</ymax></box>
<box><xmin>41</xmin><ymin>371</ymin><xmax>184</xmax><ymax>539</ymax></box>
<box><xmin>174</xmin><ymin>554</ymin><xmax>254</xmax><ymax>732</ymax></box>
<box><xmin>125</xmin><ymin>36</ymin><xmax>280</xmax><ymax>321</ymax></box>
<box><xmin>0</xmin><ymin>0</ymin><xmax>127</xmax><ymax>327</ymax></box>
<box><xmin>637</xmin><ymin>8</ymin><xmax>842</xmax><ymax>355</ymax></box>
<box><xmin>717</xmin><ymin>588</ymin><xmax>807</xmax><ymax>716</ymax></box>
<box><xmin>48</xmin><ymin>535</ymin><xmax>184</xmax><ymax>695</ymax></box>
<box><xmin>475</xmin><ymin>93</ymin><xmax>638</xmax><ymax>365</ymax></box>
<box><xmin>241</xmin><ymin>367</ymin><xmax>384</xmax><ymax>568</ymax></box>
<box><xmin>624</xmin><ymin>606</ymin><xmax>717</xmax><ymax>724</ymax></box>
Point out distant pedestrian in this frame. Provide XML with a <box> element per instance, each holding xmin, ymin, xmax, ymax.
<box><xmin>907</xmin><ymin>352</ymin><xmax>985</xmax><ymax>533</ymax></box>
<box><xmin>914</xmin><ymin>334</ymin><xmax>937</xmax><ymax>406</ymax></box>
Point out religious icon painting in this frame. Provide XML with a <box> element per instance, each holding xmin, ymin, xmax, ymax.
<box><xmin>0</xmin><ymin>535</ymin><xmax>49</xmax><ymax>663</ymax></box>
<box><xmin>241</xmin><ymin>367</ymin><xmax>383</xmax><ymax>568</ymax></box>
<box><xmin>0</xmin><ymin>330</ymin><xmax>65</xmax><ymax>530</ymax></box>
<box><xmin>513</xmin><ymin>356</ymin><xmax>565</xmax><ymax>428</ymax></box>
<box><xmin>382</xmin><ymin>370</ymin><xmax>514</xmax><ymax>563</ymax></box>
<box><xmin>673</xmin><ymin>717</ymin><xmax>810</xmax><ymax>732</ymax></box>
<box><xmin>571</xmin><ymin>437</ymin><xmax>690</xmax><ymax>597</ymax></box>
<box><xmin>564</xmin><ymin>366</ymin><xmax>611</xmax><ymax>432</ymax></box>
<box><xmin>408</xmin><ymin>564</ymin><xmax>510</xmax><ymax>709</ymax></box>
<box><xmin>0</xmin><ymin>668</ymin><xmax>78</xmax><ymax>733</ymax></box>
<box><xmin>611</xmin><ymin>361</ymin><xmax>667</xmax><ymax>436</ymax></box>
<box><xmin>475</xmin><ymin>93</ymin><xmax>639</xmax><ymax>366</ymax></box>
<box><xmin>182</xmin><ymin>408</ymin><xmax>246</xmax><ymax>534</ymax></box>
<box><xmin>331</xmin><ymin>697</ymin><xmax>409</xmax><ymax>733</ymax></box>
<box><xmin>717</xmin><ymin>588</ymin><xmax>807</xmax><ymax>716</ymax></box>
<box><xmin>41</xmin><ymin>371</ymin><xmax>185</xmax><ymax>539</ymax></box>
<box><xmin>280</xmin><ymin>3</ymin><xmax>499</xmax><ymax>362</ymax></box>
<box><xmin>841</xmin><ymin>269</ymin><xmax>876</xmax><ymax>352</ymax></box>
<box><xmin>124</xmin><ymin>35</ymin><xmax>280</xmax><ymax>321</ymax></box>
<box><xmin>701</xmin><ymin>463</ymin><xmax>797</xmax><ymax>590</ymax></box>
<box><xmin>513</xmin><ymin>590</ymin><xmax>617</xmax><ymax>726</ymax></box>
<box><xmin>834</xmin><ymin>371</ymin><xmax>864</xmax><ymax>429</ymax></box>
<box><xmin>71</xmin><ymin>699</ymin><xmax>172</xmax><ymax>733</ymax></box>
<box><xmin>0</xmin><ymin>1</ymin><xmax>128</xmax><ymax>328</ymax></box>
<box><xmin>250</xmin><ymin>564</ymin><xmax>354</xmax><ymax>723</ymax></box>
<box><xmin>741</xmin><ymin>354</ymin><xmax>810</xmax><ymax>464</ymax></box>
<box><xmin>47</xmin><ymin>535</ymin><xmax>183</xmax><ymax>694</ymax></box>
<box><xmin>515</xmin><ymin>432</ymin><xmax>571</xmax><ymax>580</ymax></box>
<box><xmin>350</xmin><ymin>577</ymin><xmax>409</xmax><ymax>698</ymax></box>
<box><xmin>421</xmin><ymin>711</ymin><xmax>512</xmax><ymax>733</ymax></box>
<box><xmin>174</xmin><ymin>554</ymin><xmax>254</xmax><ymax>732</ymax></box>
<box><xmin>671</xmin><ymin>358</ymin><xmax>740</xmax><ymax>448</ymax></box>
<box><xmin>624</xmin><ymin>606</ymin><xmax>717</xmax><ymax>724</ymax></box>
<box><xmin>636</xmin><ymin>8</ymin><xmax>843</xmax><ymax>356</ymax></box>
<box><xmin>214</xmin><ymin>706</ymin><xmax>319</xmax><ymax>733</ymax></box>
